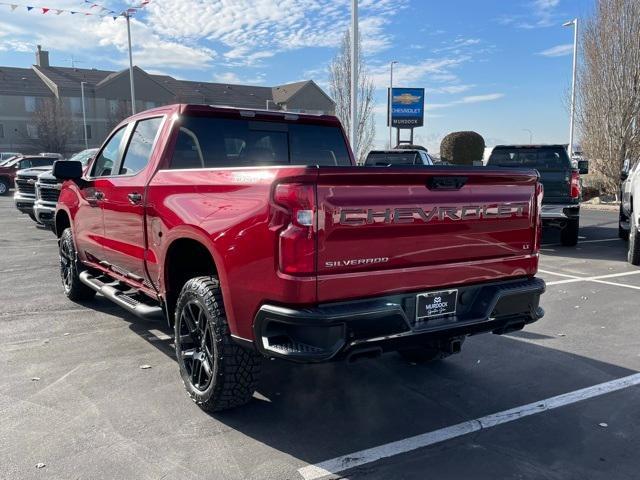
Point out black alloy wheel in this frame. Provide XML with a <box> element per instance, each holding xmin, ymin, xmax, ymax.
<box><xmin>176</xmin><ymin>300</ymin><xmax>215</xmax><ymax>392</ymax></box>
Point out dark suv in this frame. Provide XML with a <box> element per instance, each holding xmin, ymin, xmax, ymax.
<box><xmin>488</xmin><ymin>145</ymin><xmax>587</xmax><ymax>246</ymax></box>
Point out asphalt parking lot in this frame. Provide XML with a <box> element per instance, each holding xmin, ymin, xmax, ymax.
<box><xmin>1</xmin><ymin>197</ymin><xmax>639</xmax><ymax>480</ymax></box>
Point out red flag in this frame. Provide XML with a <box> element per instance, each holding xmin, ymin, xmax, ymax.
<box><xmin>41</xmin><ymin>7</ymin><xmax>49</xmax><ymax>13</ymax></box>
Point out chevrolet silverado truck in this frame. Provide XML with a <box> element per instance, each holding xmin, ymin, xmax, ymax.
<box><xmin>487</xmin><ymin>145</ymin><xmax>587</xmax><ymax>246</ymax></box>
<box><xmin>34</xmin><ymin>148</ymin><xmax>98</xmax><ymax>228</ymax></box>
<box><xmin>14</xmin><ymin>166</ymin><xmax>54</xmax><ymax>221</ymax></box>
<box><xmin>53</xmin><ymin>104</ymin><xmax>546</xmax><ymax>412</ymax></box>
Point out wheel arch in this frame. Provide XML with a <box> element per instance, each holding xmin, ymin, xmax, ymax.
<box><xmin>54</xmin><ymin>209</ymin><xmax>71</xmax><ymax>238</ymax></box>
<box><xmin>161</xmin><ymin>230</ymin><xmax>229</xmax><ymax>327</ymax></box>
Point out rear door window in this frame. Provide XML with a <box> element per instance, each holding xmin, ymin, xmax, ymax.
<box><xmin>169</xmin><ymin>116</ymin><xmax>351</xmax><ymax>169</ymax></box>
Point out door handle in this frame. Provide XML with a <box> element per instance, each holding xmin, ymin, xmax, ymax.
<box><xmin>94</xmin><ymin>190</ymin><xmax>105</xmax><ymax>200</ymax></box>
<box><xmin>128</xmin><ymin>192</ymin><xmax>143</xmax><ymax>204</ymax></box>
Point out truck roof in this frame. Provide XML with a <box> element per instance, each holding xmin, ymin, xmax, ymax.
<box><xmin>493</xmin><ymin>144</ymin><xmax>567</xmax><ymax>149</ymax></box>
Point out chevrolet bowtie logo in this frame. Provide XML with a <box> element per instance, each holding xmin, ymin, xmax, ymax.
<box><xmin>27</xmin><ymin>179</ymin><xmax>36</xmax><ymax>185</ymax></box>
<box><xmin>393</xmin><ymin>93</ymin><xmax>421</xmax><ymax>104</ymax></box>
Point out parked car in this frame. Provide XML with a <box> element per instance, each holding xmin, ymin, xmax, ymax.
<box><xmin>0</xmin><ymin>152</ymin><xmax>21</xmax><ymax>164</ymax></box>
<box><xmin>487</xmin><ymin>144</ymin><xmax>588</xmax><ymax>246</ymax></box>
<box><xmin>53</xmin><ymin>104</ymin><xmax>545</xmax><ymax>412</ymax></box>
<box><xmin>364</xmin><ymin>149</ymin><xmax>435</xmax><ymax>166</ymax></box>
<box><xmin>0</xmin><ymin>155</ymin><xmax>59</xmax><ymax>196</ymax></box>
<box><xmin>14</xmin><ymin>166</ymin><xmax>55</xmax><ymax>221</ymax></box>
<box><xmin>619</xmin><ymin>158</ymin><xmax>640</xmax><ymax>264</ymax></box>
<box><xmin>34</xmin><ymin>148</ymin><xmax>98</xmax><ymax>227</ymax></box>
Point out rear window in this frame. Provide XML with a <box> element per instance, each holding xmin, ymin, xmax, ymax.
<box><xmin>169</xmin><ymin>116</ymin><xmax>351</xmax><ymax>169</ymax></box>
<box><xmin>488</xmin><ymin>147</ymin><xmax>571</xmax><ymax>169</ymax></box>
<box><xmin>365</xmin><ymin>152</ymin><xmax>419</xmax><ymax>166</ymax></box>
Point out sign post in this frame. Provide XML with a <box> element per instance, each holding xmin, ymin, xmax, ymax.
<box><xmin>387</xmin><ymin>87</ymin><xmax>425</xmax><ymax>147</ymax></box>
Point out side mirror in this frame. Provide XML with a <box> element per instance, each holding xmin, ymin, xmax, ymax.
<box><xmin>577</xmin><ymin>159</ymin><xmax>589</xmax><ymax>175</ymax></box>
<box><xmin>53</xmin><ymin>160</ymin><xmax>83</xmax><ymax>180</ymax></box>
<box><xmin>621</xmin><ymin>159</ymin><xmax>631</xmax><ymax>181</ymax></box>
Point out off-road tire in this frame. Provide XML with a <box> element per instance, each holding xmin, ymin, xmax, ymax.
<box><xmin>628</xmin><ymin>214</ymin><xmax>640</xmax><ymax>266</ymax></box>
<box><xmin>560</xmin><ymin>218</ymin><xmax>579</xmax><ymax>247</ymax></box>
<box><xmin>0</xmin><ymin>178</ymin><xmax>9</xmax><ymax>196</ymax></box>
<box><xmin>59</xmin><ymin>228</ymin><xmax>96</xmax><ymax>301</ymax></box>
<box><xmin>174</xmin><ymin>276</ymin><xmax>262</xmax><ymax>412</ymax></box>
<box><xmin>619</xmin><ymin>205</ymin><xmax>630</xmax><ymax>240</ymax></box>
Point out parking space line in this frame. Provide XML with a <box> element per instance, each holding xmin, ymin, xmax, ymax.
<box><xmin>538</xmin><ymin>269</ymin><xmax>581</xmax><ymax>279</ymax></box>
<box><xmin>297</xmin><ymin>373</ymin><xmax>640</xmax><ymax>480</ymax></box>
<box><xmin>544</xmin><ymin>270</ymin><xmax>640</xmax><ymax>286</ymax></box>
<box><xmin>541</xmin><ymin>237</ymin><xmax>619</xmax><ymax>247</ymax></box>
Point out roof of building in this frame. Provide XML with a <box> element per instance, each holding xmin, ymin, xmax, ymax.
<box><xmin>0</xmin><ymin>60</ymin><xmax>335</xmax><ymax>111</ymax></box>
<box><xmin>0</xmin><ymin>66</ymin><xmax>54</xmax><ymax>96</ymax></box>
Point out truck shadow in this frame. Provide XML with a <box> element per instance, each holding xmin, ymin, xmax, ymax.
<box><xmin>204</xmin><ymin>334</ymin><xmax>637</xmax><ymax>475</ymax></box>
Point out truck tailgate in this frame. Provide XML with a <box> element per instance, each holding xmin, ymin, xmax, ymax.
<box><xmin>316</xmin><ymin>167</ymin><xmax>540</xmax><ymax>302</ymax></box>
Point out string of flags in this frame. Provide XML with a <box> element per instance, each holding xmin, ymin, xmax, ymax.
<box><xmin>0</xmin><ymin>0</ymin><xmax>150</xmax><ymax>19</ymax></box>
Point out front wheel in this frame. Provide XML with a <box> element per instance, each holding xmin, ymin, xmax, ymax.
<box><xmin>560</xmin><ymin>219</ymin><xmax>579</xmax><ymax>246</ymax></box>
<box><xmin>628</xmin><ymin>214</ymin><xmax>640</xmax><ymax>266</ymax></box>
<box><xmin>0</xmin><ymin>178</ymin><xmax>9</xmax><ymax>196</ymax></box>
<box><xmin>59</xmin><ymin>228</ymin><xmax>96</xmax><ymax>301</ymax></box>
<box><xmin>175</xmin><ymin>276</ymin><xmax>263</xmax><ymax>412</ymax></box>
<box><xmin>619</xmin><ymin>205</ymin><xmax>630</xmax><ymax>240</ymax></box>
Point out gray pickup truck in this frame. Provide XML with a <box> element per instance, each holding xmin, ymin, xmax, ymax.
<box><xmin>487</xmin><ymin>145</ymin><xmax>588</xmax><ymax>246</ymax></box>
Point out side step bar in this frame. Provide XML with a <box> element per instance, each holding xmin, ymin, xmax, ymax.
<box><xmin>79</xmin><ymin>271</ymin><xmax>164</xmax><ymax>321</ymax></box>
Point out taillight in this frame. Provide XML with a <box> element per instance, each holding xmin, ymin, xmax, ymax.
<box><xmin>274</xmin><ymin>183</ymin><xmax>316</xmax><ymax>275</ymax></box>
<box><xmin>570</xmin><ymin>170</ymin><xmax>581</xmax><ymax>199</ymax></box>
<box><xmin>533</xmin><ymin>181</ymin><xmax>544</xmax><ymax>252</ymax></box>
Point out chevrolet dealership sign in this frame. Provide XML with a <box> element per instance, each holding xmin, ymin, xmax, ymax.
<box><xmin>388</xmin><ymin>87</ymin><xmax>425</xmax><ymax>127</ymax></box>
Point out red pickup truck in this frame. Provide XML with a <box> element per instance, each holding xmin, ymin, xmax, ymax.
<box><xmin>53</xmin><ymin>104</ymin><xmax>545</xmax><ymax>412</ymax></box>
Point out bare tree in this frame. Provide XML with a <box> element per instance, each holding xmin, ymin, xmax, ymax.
<box><xmin>577</xmin><ymin>0</ymin><xmax>640</xmax><ymax>195</ymax></box>
<box><xmin>29</xmin><ymin>98</ymin><xmax>73</xmax><ymax>154</ymax></box>
<box><xmin>329</xmin><ymin>30</ymin><xmax>375</xmax><ymax>164</ymax></box>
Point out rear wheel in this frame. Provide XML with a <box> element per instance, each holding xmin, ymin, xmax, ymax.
<box><xmin>59</xmin><ymin>228</ymin><xmax>96</xmax><ymax>301</ymax></box>
<box><xmin>619</xmin><ymin>205</ymin><xmax>630</xmax><ymax>240</ymax></box>
<box><xmin>175</xmin><ymin>276</ymin><xmax>263</xmax><ymax>412</ymax></box>
<box><xmin>0</xmin><ymin>178</ymin><xmax>9</xmax><ymax>196</ymax></box>
<box><xmin>560</xmin><ymin>218</ymin><xmax>579</xmax><ymax>246</ymax></box>
<box><xmin>628</xmin><ymin>214</ymin><xmax>640</xmax><ymax>266</ymax></box>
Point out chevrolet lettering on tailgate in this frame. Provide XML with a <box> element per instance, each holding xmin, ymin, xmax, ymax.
<box><xmin>337</xmin><ymin>202</ymin><xmax>530</xmax><ymax>226</ymax></box>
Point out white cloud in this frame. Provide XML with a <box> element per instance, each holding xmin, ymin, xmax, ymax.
<box><xmin>538</xmin><ymin>44</ymin><xmax>573</xmax><ymax>57</ymax></box>
<box><xmin>212</xmin><ymin>72</ymin><xmax>266</xmax><ymax>85</ymax></box>
<box><xmin>498</xmin><ymin>0</ymin><xmax>562</xmax><ymax>29</ymax></box>
<box><xmin>427</xmin><ymin>93</ymin><xmax>504</xmax><ymax>110</ymax></box>
<box><xmin>369</xmin><ymin>57</ymin><xmax>470</xmax><ymax>89</ymax></box>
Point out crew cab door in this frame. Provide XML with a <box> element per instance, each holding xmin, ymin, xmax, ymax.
<box><xmin>99</xmin><ymin>116</ymin><xmax>164</xmax><ymax>284</ymax></box>
<box><xmin>74</xmin><ymin>125</ymin><xmax>129</xmax><ymax>264</ymax></box>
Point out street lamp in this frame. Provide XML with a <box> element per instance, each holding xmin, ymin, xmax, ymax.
<box><xmin>350</xmin><ymin>0</ymin><xmax>358</xmax><ymax>155</ymax></box>
<box><xmin>125</xmin><ymin>12</ymin><xmax>137</xmax><ymax>114</ymax></box>
<box><xmin>80</xmin><ymin>81</ymin><xmax>88</xmax><ymax>150</ymax></box>
<box><xmin>388</xmin><ymin>61</ymin><xmax>398</xmax><ymax>149</ymax></box>
<box><xmin>522</xmin><ymin>128</ymin><xmax>533</xmax><ymax>144</ymax></box>
<box><xmin>563</xmin><ymin>18</ymin><xmax>578</xmax><ymax>157</ymax></box>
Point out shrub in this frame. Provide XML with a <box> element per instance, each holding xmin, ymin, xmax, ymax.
<box><xmin>440</xmin><ymin>131</ymin><xmax>485</xmax><ymax>165</ymax></box>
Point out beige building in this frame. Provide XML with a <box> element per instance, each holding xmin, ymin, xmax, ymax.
<box><xmin>0</xmin><ymin>46</ymin><xmax>335</xmax><ymax>155</ymax></box>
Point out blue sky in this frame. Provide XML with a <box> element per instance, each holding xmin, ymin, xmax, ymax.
<box><xmin>0</xmin><ymin>0</ymin><xmax>594</xmax><ymax>151</ymax></box>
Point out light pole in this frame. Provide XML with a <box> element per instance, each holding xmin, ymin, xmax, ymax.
<box><xmin>80</xmin><ymin>81</ymin><xmax>88</xmax><ymax>150</ymax></box>
<box><xmin>350</xmin><ymin>0</ymin><xmax>358</xmax><ymax>156</ymax></box>
<box><xmin>522</xmin><ymin>128</ymin><xmax>533</xmax><ymax>144</ymax></box>
<box><xmin>563</xmin><ymin>18</ymin><xmax>578</xmax><ymax>157</ymax></box>
<box><xmin>125</xmin><ymin>12</ymin><xmax>137</xmax><ymax>114</ymax></box>
<box><xmin>388</xmin><ymin>60</ymin><xmax>398</xmax><ymax>149</ymax></box>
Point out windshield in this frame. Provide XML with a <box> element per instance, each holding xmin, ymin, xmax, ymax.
<box><xmin>68</xmin><ymin>148</ymin><xmax>99</xmax><ymax>166</ymax></box>
<box><xmin>488</xmin><ymin>147</ymin><xmax>572</xmax><ymax>169</ymax></box>
<box><xmin>365</xmin><ymin>152</ymin><xmax>418</xmax><ymax>166</ymax></box>
<box><xmin>169</xmin><ymin>116</ymin><xmax>351</xmax><ymax>169</ymax></box>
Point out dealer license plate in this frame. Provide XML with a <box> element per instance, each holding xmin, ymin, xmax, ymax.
<box><xmin>416</xmin><ymin>289</ymin><xmax>458</xmax><ymax>320</ymax></box>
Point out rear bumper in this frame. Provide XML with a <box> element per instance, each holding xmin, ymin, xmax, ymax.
<box><xmin>541</xmin><ymin>203</ymin><xmax>579</xmax><ymax>221</ymax></box>
<box><xmin>251</xmin><ymin>277</ymin><xmax>545</xmax><ymax>362</ymax></box>
<box><xmin>13</xmin><ymin>192</ymin><xmax>35</xmax><ymax>214</ymax></box>
<box><xmin>34</xmin><ymin>200</ymin><xmax>56</xmax><ymax>226</ymax></box>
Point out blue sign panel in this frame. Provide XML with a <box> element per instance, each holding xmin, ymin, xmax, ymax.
<box><xmin>389</xmin><ymin>87</ymin><xmax>425</xmax><ymax>128</ymax></box>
